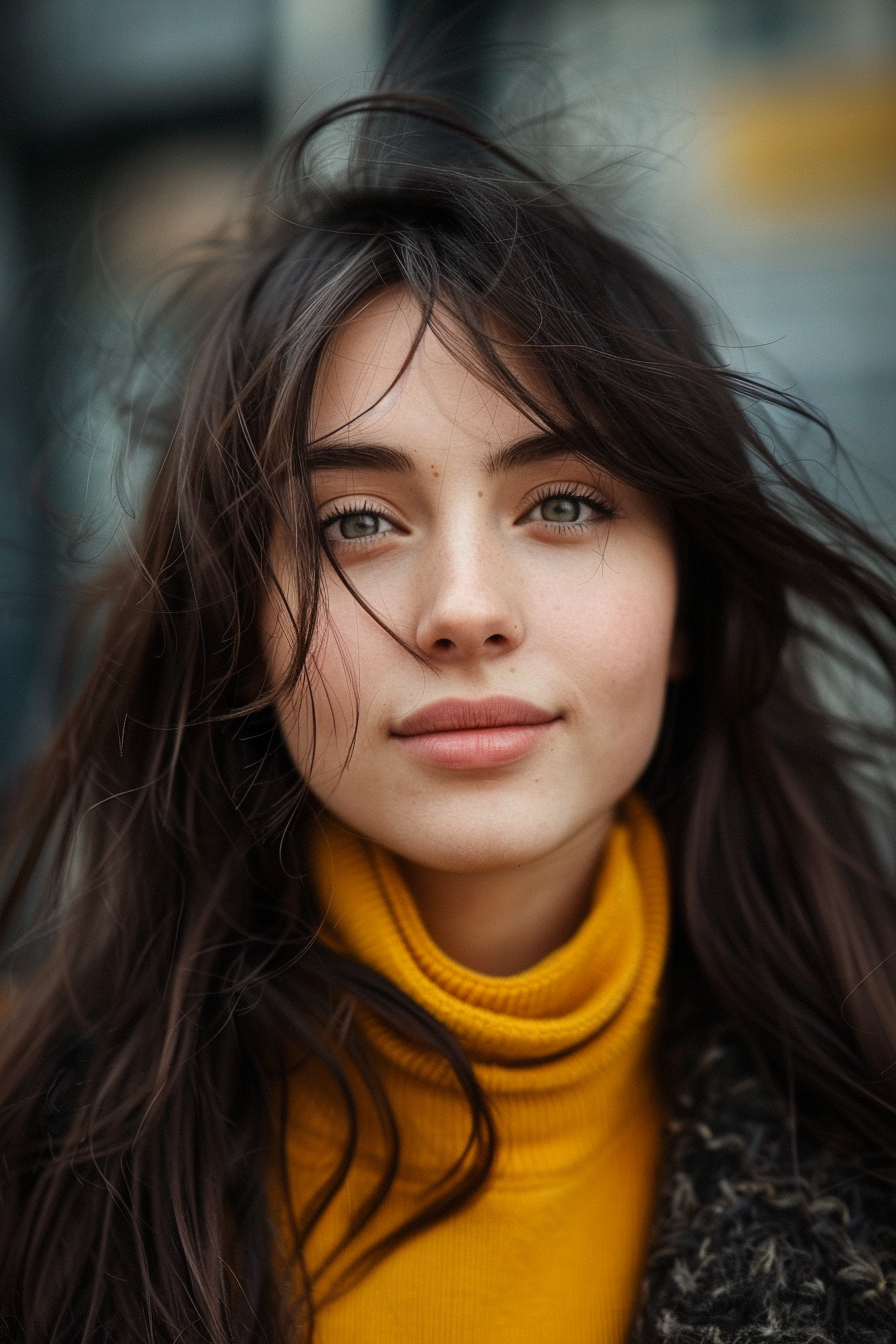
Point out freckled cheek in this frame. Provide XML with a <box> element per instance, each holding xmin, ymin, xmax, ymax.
<box><xmin>561</xmin><ymin>582</ymin><xmax>677</xmax><ymax>716</ymax></box>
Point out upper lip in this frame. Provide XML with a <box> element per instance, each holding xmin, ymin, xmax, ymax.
<box><xmin>392</xmin><ymin>696</ymin><xmax>558</xmax><ymax>737</ymax></box>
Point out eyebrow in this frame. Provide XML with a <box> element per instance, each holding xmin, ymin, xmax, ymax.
<box><xmin>305</xmin><ymin>432</ymin><xmax>589</xmax><ymax>476</ymax></box>
<box><xmin>483</xmin><ymin>432</ymin><xmax>588</xmax><ymax>476</ymax></box>
<box><xmin>305</xmin><ymin>443</ymin><xmax>414</xmax><ymax>474</ymax></box>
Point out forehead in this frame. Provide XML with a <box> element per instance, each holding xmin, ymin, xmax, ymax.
<box><xmin>310</xmin><ymin>287</ymin><xmax>540</xmax><ymax>452</ymax></box>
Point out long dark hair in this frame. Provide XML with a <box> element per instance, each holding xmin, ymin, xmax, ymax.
<box><xmin>2</xmin><ymin>91</ymin><xmax>896</xmax><ymax>1342</ymax></box>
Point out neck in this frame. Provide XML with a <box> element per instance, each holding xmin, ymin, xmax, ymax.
<box><xmin>397</xmin><ymin>815</ymin><xmax>613</xmax><ymax>976</ymax></box>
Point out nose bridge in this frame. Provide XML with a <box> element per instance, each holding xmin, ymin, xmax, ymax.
<box><xmin>416</xmin><ymin>505</ymin><xmax>520</xmax><ymax>656</ymax></box>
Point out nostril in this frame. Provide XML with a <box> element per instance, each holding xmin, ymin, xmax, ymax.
<box><xmin>485</xmin><ymin>633</ymin><xmax>506</xmax><ymax>646</ymax></box>
<box><xmin>434</xmin><ymin>637</ymin><xmax>454</xmax><ymax>651</ymax></box>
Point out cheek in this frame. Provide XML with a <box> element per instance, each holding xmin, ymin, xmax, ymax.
<box><xmin>563</xmin><ymin>556</ymin><xmax>678</xmax><ymax>728</ymax></box>
<box><xmin>272</xmin><ymin>585</ymin><xmax>398</xmax><ymax>784</ymax></box>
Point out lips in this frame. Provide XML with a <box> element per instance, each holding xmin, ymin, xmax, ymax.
<box><xmin>391</xmin><ymin>696</ymin><xmax>559</xmax><ymax>769</ymax></box>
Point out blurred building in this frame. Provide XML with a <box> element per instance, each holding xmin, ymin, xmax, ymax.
<box><xmin>0</xmin><ymin>0</ymin><xmax>894</xmax><ymax>764</ymax></box>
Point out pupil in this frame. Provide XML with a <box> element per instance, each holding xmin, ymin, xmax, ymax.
<box><xmin>340</xmin><ymin>513</ymin><xmax>378</xmax><ymax>538</ymax></box>
<box><xmin>542</xmin><ymin>497</ymin><xmax>579</xmax><ymax>523</ymax></box>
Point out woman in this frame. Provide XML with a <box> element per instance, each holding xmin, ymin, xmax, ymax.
<box><xmin>0</xmin><ymin>93</ymin><xmax>894</xmax><ymax>1343</ymax></box>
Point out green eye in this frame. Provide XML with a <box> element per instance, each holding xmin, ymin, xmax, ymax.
<box><xmin>336</xmin><ymin>512</ymin><xmax>381</xmax><ymax>539</ymax></box>
<box><xmin>537</xmin><ymin>496</ymin><xmax>583</xmax><ymax>523</ymax></box>
<box><xmin>321</xmin><ymin>505</ymin><xmax>397</xmax><ymax>545</ymax></box>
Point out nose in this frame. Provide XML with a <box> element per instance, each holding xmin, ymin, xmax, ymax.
<box><xmin>413</xmin><ymin>529</ymin><xmax>523</xmax><ymax>662</ymax></box>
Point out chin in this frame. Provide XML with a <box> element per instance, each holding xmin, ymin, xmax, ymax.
<box><xmin>386</xmin><ymin>820</ymin><xmax>564</xmax><ymax>875</ymax></box>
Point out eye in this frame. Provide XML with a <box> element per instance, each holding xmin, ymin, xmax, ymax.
<box><xmin>321</xmin><ymin>508</ymin><xmax>396</xmax><ymax>544</ymax></box>
<box><xmin>523</xmin><ymin>491</ymin><xmax>612</xmax><ymax>527</ymax></box>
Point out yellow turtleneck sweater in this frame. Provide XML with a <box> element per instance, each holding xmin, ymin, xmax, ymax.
<box><xmin>281</xmin><ymin>795</ymin><xmax>669</xmax><ymax>1343</ymax></box>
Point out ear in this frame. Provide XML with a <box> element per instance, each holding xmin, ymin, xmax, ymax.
<box><xmin>667</xmin><ymin>626</ymin><xmax>689</xmax><ymax>680</ymax></box>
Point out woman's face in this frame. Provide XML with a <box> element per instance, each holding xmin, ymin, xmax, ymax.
<box><xmin>264</xmin><ymin>289</ymin><xmax>679</xmax><ymax>876</ymax></box>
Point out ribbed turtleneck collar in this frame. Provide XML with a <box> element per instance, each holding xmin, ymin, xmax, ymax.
<box><xmin>311</xmin><ymin>794</ymin><xmax>669</xmax><ymax>1108</ymax></box>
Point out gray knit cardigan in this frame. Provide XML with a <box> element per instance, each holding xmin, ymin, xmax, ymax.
<box><xmin>632</xmin><ymin>1026</ymin><xmax>896</xmax><ymax>1342</ymax></box>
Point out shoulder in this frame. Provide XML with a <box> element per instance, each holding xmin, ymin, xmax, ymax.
<box><xmin>633</xmin><ymin>1020</ymin><xmax>896</xmax><ymax>1343</ymax></box>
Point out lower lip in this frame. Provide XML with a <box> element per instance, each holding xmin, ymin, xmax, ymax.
<box><xmin>393</xmin><ymin>722</ymin><xmax>557</xmax><ymax>769</ymax></box>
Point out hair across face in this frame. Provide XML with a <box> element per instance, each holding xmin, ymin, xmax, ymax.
<box><xmin>263</xmin><ymin>288</ymin><xmax>679</xmax><ymax>893</ymax></box>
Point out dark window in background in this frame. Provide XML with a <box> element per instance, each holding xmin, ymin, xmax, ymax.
<box><xmin>0</xmin><ymin>0</ymin><xmax>271</xmax><ymax>765</ymax></box>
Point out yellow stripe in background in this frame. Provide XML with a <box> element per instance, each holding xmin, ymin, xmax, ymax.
<box><xmin>711</xmin><ymin>65</ymin><xmax>896</xmax><ymax>220</ymax></box>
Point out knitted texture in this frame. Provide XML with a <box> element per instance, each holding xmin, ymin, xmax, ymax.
<box><xmin>296</xmin><ymin>797</ymin><xmax>669</xmax><ymax>1343</ymax></box>
<box><xmin>633</xmin><ymin>1027</ymin><xmax>896</xmax><ymax>1343</ymax></box>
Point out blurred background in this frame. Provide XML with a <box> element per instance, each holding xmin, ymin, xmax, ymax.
<box><xmin>0</xmin><ymin>0</ymin><xmax>893</xmax><ymax>765</ymax></box>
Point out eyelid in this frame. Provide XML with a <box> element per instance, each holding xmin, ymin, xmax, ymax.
<box><xmin>318</xmin><ymin>497</ymin><xmax>403</xmax><ymax>526</ymax></box>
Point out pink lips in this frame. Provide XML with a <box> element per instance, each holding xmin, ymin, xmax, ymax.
<box><xmin>391</xmin><ymin>695</ymin><xmax>559</xmax><ymax>770</ymax></box>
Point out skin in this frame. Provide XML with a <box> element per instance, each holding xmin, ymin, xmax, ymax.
<box><xmin>263</xmin><ymin>288</ymin><xmax>680</xmax><ymax>976</ymax></box>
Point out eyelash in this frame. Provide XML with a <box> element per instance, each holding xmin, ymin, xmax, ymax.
<box><xmin>319</xmin><ymin>486</ymin><xmax>617</xmax><ymax>545</ymax></box>
<box><xmin>321</xmin><ymin>499</ymin><xmax>381</xmax><ymax>522</ymax></box>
